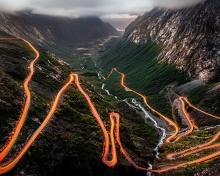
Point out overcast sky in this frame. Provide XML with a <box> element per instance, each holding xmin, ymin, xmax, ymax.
<box><xmin>0</xmin><ymin>0</ymin><xmax>204</xmax><ymax>30</ymax></box>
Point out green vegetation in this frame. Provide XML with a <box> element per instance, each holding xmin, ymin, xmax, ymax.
<box><xmin>0</xmin><ymin>39</ymin><xmax>35</xmax><ymax>146</ymax></box>
<box><xmin>103</xmin><ymin>71</ymin><xmax>140</xmax><ymax>100</ymax></box>
<box><xmin>22</xmin><ymin>80</ymin><xmax>156</xmax><ymax>176</ymax></box>
<box><xmin>32</xmin><ymin>50</ymin><xmax>71</xmax><ymax>91</ymax></box>
<box><xmin>2</xmin><ymin>32</ymin><xmax>218</xmax><ymax>175</ymax></box>
<box><xmin>0</xmin><ymin>36</ymin><xmax>158</xmax><ymax>175</ymax></box>
<box><xmin>148</xmin><ymin>94</ymin><xmax>172</xmax><ymax>118</ymax></box>
<box><xmin>94</xmin><ymin>38</ymin><xmax>183</xmax><ymax>117</ymax></box>
<box><xmin>162</xmin><ymin>152</ymin><xmax>220</xmax><ymax>176</ymax></box>
<box><xmin>186</xmin><ymin>84</ymin><xmax>220</xmax><ymax>126</ymax></box>
<box><xmin>0</xmin><ymin>47</ymin><xmax>30</xmax><ymax>59</ymax></box>
<box><xmin>194</xmin><ymin>128</ymin><xmax>217</xmax><ymax>137</ymax></box>
<box><xmin>117</xmin><ymin>102</ymin><xmax>158</xmax><ymax>149</ymax></box>
<box><xmin>187</xmin><ymin>85</ymin><xmax>210</xmax><ymax>104</ymax></box>
<box><xmin>97</xmin><ymin>40</ymin><xmax>188</xmax><ymax>95</ymax></box>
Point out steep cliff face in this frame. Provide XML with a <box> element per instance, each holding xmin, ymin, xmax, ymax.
<box><xmin>124</xmin><ymin>0</ymin><xmax>220</xmax><ymax>82</ymax></box>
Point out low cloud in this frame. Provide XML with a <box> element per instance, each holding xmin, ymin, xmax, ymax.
<box><xmin>153</xmin><ymin>0</ymin><xmax>205</xmax><ymax>8</ymax></box>
<box><xmin>0</xmin><ymin>0</ymin><xmax>151</xmax><ymax>16</ymax></box>
<box><xmin>0</xmin><ymin>0</ymin><xmax>205</xmax><ymax>17</ymax></box>
<box><xmin>0</xmin><ymin>0</ymin><xmax>205</xmax><ymax>29</ymax></box>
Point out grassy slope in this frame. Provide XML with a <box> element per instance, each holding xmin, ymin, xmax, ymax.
<box><xmin>96</xmin><ymin>39</ymin><xmax>188</xmax><ymax>118</ymax></box>
<box><xmin>98</xmin><ymin>40</ymin><xmax>188</xmax><ymax>95</ymax></box>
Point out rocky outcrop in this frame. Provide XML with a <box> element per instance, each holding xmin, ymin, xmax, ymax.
<box><xmin>124</xmin><ymin>0</ymin><xmax>220</xmax><ymax>82</ymax></box>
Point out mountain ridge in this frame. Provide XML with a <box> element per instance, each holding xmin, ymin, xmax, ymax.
<box><xmin>0</xmin><ymin>11</ymin><xmax>118</xmax><ymax>57</ymax></box>
<box><xmin>124</xmin><ymin>0</ymin><xmax>220</xmax><ymax>82</ymax></box>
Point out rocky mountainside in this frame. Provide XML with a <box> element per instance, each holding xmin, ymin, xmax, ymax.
<box><xmin>0</xmin><ymin>11</ymin><xmax>118</xmax><ymax>56</ymax></box>
<box><xmin>124</xmin><ymin>0</ymin><xmax>220</xmax><ymax>82</ymax></box>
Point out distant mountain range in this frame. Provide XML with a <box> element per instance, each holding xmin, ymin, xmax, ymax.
<box><xmin>0</xmin><ymin>11</ymin><xmax>118</xmax><ymax>56</ymax></box>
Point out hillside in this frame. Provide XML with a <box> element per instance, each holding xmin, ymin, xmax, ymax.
<box><xmin>0</xmin><ymin>32</ymin><xmax>158</xmax><ymax>175</ymax></box>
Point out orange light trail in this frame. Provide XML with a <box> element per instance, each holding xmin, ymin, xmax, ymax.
<box><xmin>171</xmin><ymin>143</ymin><xmax>220</xmax><ymax>160</ymax></box>
<box><xmin>106</xmin><ymin>68</ymin><xmax>179</xmax><ymax>143</ymax></box>
<box><xmin>0</xmin><ymin>38</ymin><xmax>39</xmax><ymax>162</ymax></box>
<box><xmin>0</xmin><ymin>73</ymin><xmax>75</xmax><ymax>174</ymax></box>
<box><xmin>98</xmin><ymin>67</ymin><xmax>220</xmax><ymax>173</ymax></box>
<box><xmin>1</xmin><ymin>38</ymin><xmax>220</xmax><ymax>174</ymax></box>
<box><xmin>0</xmin><ymin>38</ymin><xmax>118</xmax><ymax>173</ymax></box>
<box><xmin>174</xmin><ymin>97</ymin><xmax>194</xmax><ymax>141</ymax></box>
<box><xmin>167</xmin><ymin>130</ymin><xmax>220</xmax><ymax>160</ymax></box>
<box><xmin>0</xmin><ymin>38</ymin><xmax>19</xmax><ymax>41</ymax></box>
<box><xmin>78</xmin><ymin>82</ymin><xmax>220</xmax><ymax>173</ymax></box>
<box><xmin>73</xmin><ymin>74</ymin><xmax>117</xmax><ymax>167</ymax></box>
<box><xmin>183</xmin><ymin>97</ymin><xmax>220</xmax><ymax>120</ymax></box>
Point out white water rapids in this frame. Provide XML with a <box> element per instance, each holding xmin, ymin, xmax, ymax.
<box><xmin>147</xmin><ymin>163</ymin><xmax>153</xmax><ymax>176</ymax></box>
<box><xmin>101</xmin><ymin>83</ymin><xmax>117</xmax><ymax>99</ymax></box>
<box><xmin>124</xmin><ymin>99</ymin><xmax>166</xmax><ymax>158</ymax></box>
<box><xmin>99</xmin><ymin>78</ymin><xmax>166</xmax><ymax>158</ymax></box>
<box><xmin>97</xmin><ymin>71</ymin><xmax>102</xmax><ymax>80</ymax></box>
<box><xmin>96</xmin><ymin>69</ymin><xmax>166</xmax><ymax>173</ymax></box>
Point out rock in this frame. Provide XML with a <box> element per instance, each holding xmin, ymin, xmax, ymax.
<box><xmin>199</xmin><ymin>69</ymin><xmax>219</xmax><ymax>82</ymax></box>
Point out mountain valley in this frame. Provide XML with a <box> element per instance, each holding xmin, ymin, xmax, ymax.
<box><xmin>0</xmin><ymin>0</ymin><xmax>220</xmax><ymax>175</ymax></box>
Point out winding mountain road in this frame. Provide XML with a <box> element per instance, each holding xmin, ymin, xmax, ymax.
<box><xmin>73</xmin><ymin>74</ymin><xmax>118</xmax><ymax>167</ymax></box>
<box><xmin>102</xmin><ymin>68</ymin><xmax>180</xmax><ymax>143</ymax></box>
<box><xmin>1</xmin><ymin>37</ymin><xmax>220</xmax><ymax>174</ymax></box>
<box><xmin>0</xmin><ymin>38</ymin><xmax>39</xmax><ymax>162</ymax></box>
<box><xmin>0</xmin><ymin>38</ymin><xmax>74</xmax><ymax>173</ymax></box>
<box><xmin>0</xmin><ymin>73</ymin><xmax>74</xmax><ymax>174</ymax></box>
<box><xmin>100</xmin><ymin>67</ymin><xmax>220</xmax><ymax>173</ymax></box>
